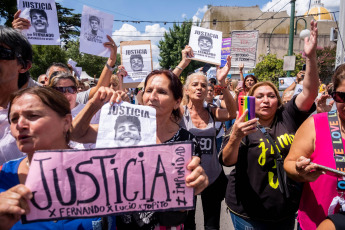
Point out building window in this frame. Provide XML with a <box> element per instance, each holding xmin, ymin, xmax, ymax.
<box><xmin>213</xmin><ymin>19</ymin><xmax>217</xmax><ymax>26</ymax></box>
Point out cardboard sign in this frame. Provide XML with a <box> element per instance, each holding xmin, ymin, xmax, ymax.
<box><xmin>230</xmin><ymin>30</ymin><xmax>259</xmax><ymax>68</ymax></box>
<box><xmin>17</xmin><ymin>0</ymin><xmax>60</xmax><ymax>45</ymax></box>
<box><xmin>188</xmin><ymin>26</ymin><xmax>222</xmax><ymax>65</ymax></box>
<box><xmin>80</xmin><ymin>5</ymin><xmax>114</xmax><ymax>57</ymax></box>
<box><xmin>23</xmin><ymin>142</ymin><xmax>194</xmax><ymax>223</ymax></box>
<box><xmin>96</xmin><ymin>102</ymin><xmax>156</xmax><ymax>148</ymax></box>
<box><xmin>120</xmin><ymin>40</ymin><xmax>153</xmax><ymax>88</ymax></box>
<box><xmin>221</xmin><ymin>38</ymin><xmax>231</xmax><ymax>67</ymax></box>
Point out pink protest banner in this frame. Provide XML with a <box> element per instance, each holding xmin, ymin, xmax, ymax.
<box><xmin>22</xmin><ymin>142</ymin><xmax>194</xmax><ymax>223</ymax></box>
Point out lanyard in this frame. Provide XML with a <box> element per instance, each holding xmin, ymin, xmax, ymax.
<box><xmin>327</xmin><ymin>111</ymin><xmax>345</xmax><ymax>191</ymax></box>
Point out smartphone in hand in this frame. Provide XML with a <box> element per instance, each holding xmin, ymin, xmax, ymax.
<box><xmin>313</xmin><ymin>162</ymin><xmax>345</xmax><ymax>178</ymax></box>
<box><xmin>238</xmin><ymin>96</ymin><xmax>255</xmax><ymax>121</ymax></box>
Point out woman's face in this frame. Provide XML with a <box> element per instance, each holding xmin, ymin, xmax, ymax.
<box><xmin>206</xmin><ymin>86</ymin><xmax>214</xmax><ymax>101</ymax></box>
<box><xmin>143</xmin><ymin>74</ymin><xmax>181</xmax><ymax>118</ymax></box>
<box><xmin>335</xmin><ymin>80</ymin><xmax>345</xmax><ymax>121</ymax></box>
<box><xmin>186</xmin><ymin>75</ymin><xmax>208</xmax><ymax>101</ymax></box>
<box><xmin>109</xmin><ymin>79</ymin><xmax>119</xmax><ymax>91</ymax></box>
<box><xmin>56</xmin><ymin>79</ymin><xmax>77</xmax><ymax>109</ymax></box>
<box><xmin>253</xmin><ymin>85</ymin><xmax>279</xmax><ymax>121</ymax></box>
<box><xmin>245</xmin><ymin>77</ymin><xmax>255</xmax><ymax>89</ymax></box>
<box><xmin>9</xmin><ymin>94</ymin><xmax>71</xmax><ymax>155</ymax></box>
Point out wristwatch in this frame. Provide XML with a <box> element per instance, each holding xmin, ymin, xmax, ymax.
<box><xmin>106</xmin><ymin>63</ymin><xmax>116</xmax><ymax>72</ymax></box>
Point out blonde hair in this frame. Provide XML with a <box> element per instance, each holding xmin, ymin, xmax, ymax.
<box><xmin>49</xmin><ymin>72</ymin><xmax>78</xmax><ymax>88</ymax></box>
<box><xmin>231</xmin><ymin>79</ymin><xmax>238</xmax><ymax>91</ymax></box>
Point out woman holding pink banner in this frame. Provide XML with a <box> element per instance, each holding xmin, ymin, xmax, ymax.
<box><xmin>0</xmin><ymin>87</ymin><xmax>118</xmax><ymax>229</ymax></box>
<box><xmin>70</xmin><ymin>69</ymin><xmax>209</xmax><ymax>229</ymax></box>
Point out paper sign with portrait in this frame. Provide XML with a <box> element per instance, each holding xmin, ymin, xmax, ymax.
<box><xmin>231</xmin><ymin>30</ymin><xmax>259</xmax><ymax>68</ymax></box>
<box><xmin>80</xmin><ymin>5</ymin><xmax>114</xmax><ymax>57</ymax></box>
<box><xmin>17</xmin><ymin>0</ymin><xmax>60</xmax><ymax>45</ymax></box>
<box><xmin>96</xmin><ymin>102</ymin><xmax>156</xmax><ymax>148</ymax></box>
<box><xmin>188</xmin><ymin>26</ymin><xmax>222</xmax><ymax>65</ymax></box>
<box><xmin>120</xmin><ymin>41</ymin><xmax>153</xmax><ymax>88</ymax></box>
<box><xmin>23</xmin><ymin>142</ymin><xmax>194</xmax><ymax>222</ymax></box>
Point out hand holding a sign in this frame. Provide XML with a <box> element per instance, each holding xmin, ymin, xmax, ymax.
<box><xmin>316</xmin><ymin>94</ymin><xmax>334</xmax><ymax>113</ymax></box>
<box><xmin>0</xmin><ymin>184</ymin><xmax>32</xmax><ymax>229</ymax></box>
<box><xmin>186</xmin><ymin>156</ymin><xmax>209</xmax><ymax>195</ymax></box>
<box><xmin>12</xmin><ymin>10</ymin><xmax>31</xmax><ymax>30</ymax></box>
<box><xmin>104</xmin><ymin>35</ymin><xmax>117</xmax><ymax>67</ymax></box>
<box><xmin>173</xmin><ymin>45</ymin><xmax>194</xmax><ymax>77</ymax></box>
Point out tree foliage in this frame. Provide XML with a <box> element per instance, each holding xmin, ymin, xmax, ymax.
<box><xmin>316</xmin><ymin>46</ymin><xmax>336</xmax><ymax>83</ymax></box>
<box><xmin>30</xmin><ymin>45</ymin><xmax>67</xmax><ymax>79</ymax></box>
<box><xmin>158</xmin><ymin>21</ymin><xmax>203</xmax><ymax>82</ymax></box>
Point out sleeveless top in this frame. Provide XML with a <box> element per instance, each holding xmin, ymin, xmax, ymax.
<box><xmin>180</xmin><ymin>105</ymin><xmax>222</xmax><ymax>185</ymax></box>
<box><xmin>297</xmin><ymin>112</ymin><xmax>339</xmax><ymax>230</ymax></box>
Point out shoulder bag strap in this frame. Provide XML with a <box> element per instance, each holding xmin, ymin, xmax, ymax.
<box><xmin>257</xmin><ymin>124</ymin><xmax>290</xmax><ymax>197</ymax></box>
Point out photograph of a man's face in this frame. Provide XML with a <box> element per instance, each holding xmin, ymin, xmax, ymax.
<box><xmin>130</xmin><ymin>54</ymin><xmax>144</xmax><ymax>72</ymax></box>
<box><xmin>30</xmin><ymin>9</ymin><xmax>49</xmax><ymax>33</ymax></box>
<box><xmin>114</xmin><ymin>116</ymin><xmax>141</xmax><ymax>147</ymax></box>
<box><xmin>89</xmin><ymin>15</ymin><xmax>100</xmax><ymax>35</ymax></box>
<box><xmin>198</xmin><ymin>35</ymin><xmax>213</xmax><ymax>52</ymax></box>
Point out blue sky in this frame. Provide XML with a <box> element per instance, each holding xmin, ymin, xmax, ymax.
<box><xmin>57</xmin><ymin>0</ymin><xmax>340</xmax><ymax>68</ymax></box>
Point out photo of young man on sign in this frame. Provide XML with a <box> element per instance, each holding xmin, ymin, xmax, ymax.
<box><xmin>29</xmin><ymin>9</ymin><xmax>49</xmax><ymax>33</ymax></box>
<box><xmin>114</xmin><ymin>115</ymin><xmax>142</xmax><ymax>147</ymax></box>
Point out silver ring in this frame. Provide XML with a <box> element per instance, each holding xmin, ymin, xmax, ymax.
<box><xmin>112</xmin><ymin>44</ymin><xmax>115</xmax><ymax>47</ymax></box>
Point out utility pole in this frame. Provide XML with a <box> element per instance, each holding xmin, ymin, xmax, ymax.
<box><xmin>286</xmin><ymin>0</ymin><xmax>296</xmax><ymax>77</ymax></box>
<box><xmin>336</xmin><ymin>0</ymin><xmax>345</xmax><ymax>68</ymax></box>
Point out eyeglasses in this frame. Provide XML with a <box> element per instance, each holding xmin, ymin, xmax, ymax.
<box><xmin>52</xmin><ymin>86</ymin><xmax>77</xmax><ymax>94</ymax></box>
<box><xmin>331</xmin><ymin>91</ymin><xmax>345</xmax><ymax>103</ymax></box>
<box><xmin>0</xmin><ymin>46</ymin><xmax>16</xmax><ymax>60</ymax></box>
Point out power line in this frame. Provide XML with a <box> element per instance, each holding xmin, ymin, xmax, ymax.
<box><xmin>242</xmin><ymin>0</ymin><xmax>287</xmax><ymax>29</ymax></box>
<box><xmin>111</xmin><ymin>11</ymin><xmax>339</xmax><ymax>25</ymax></box>
<box><xmin>254</xmin><ymin>0</ymin><xmax>291</xmax><ymax>30</ymax></box>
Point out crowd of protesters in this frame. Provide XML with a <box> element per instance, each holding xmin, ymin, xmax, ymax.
<box><xmin>0</xmin><ymin>12</ymin><xmax>344</xmax><ymax>230</ymax></box>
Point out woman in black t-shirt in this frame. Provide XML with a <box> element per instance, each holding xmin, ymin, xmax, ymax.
<box><xmin>219</xmin><ymin>20</ymin><xmax>319</xmax><ymax>229</ymax></box>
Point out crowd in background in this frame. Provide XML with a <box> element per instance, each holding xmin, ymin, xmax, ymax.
<box><xmin>0</xmin><ymin>13</ymin><xmax>345</xmax><ymax>230</ymax></box>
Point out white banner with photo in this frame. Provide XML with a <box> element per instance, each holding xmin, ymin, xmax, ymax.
<box><xmin>96</xmin><ymin>102</ymin><xmax>156</xmax><ymax>148</ymax></box>
<box><xmin>230</xmin><ymin>30</ymin><xmax>259</xmax><ymax>68</ymax></box>
<box><xmin>278</xmin><ymin>77</ymin><xmax>295</xmax><ymax>90</ymax></box>
<box><xmin>120</xmin><ymin>41</ymin><xmax>152</xmax><ymax>88</ymax></box>
<box><xmin>17</xmin><ymin>0</ymin><xmax>60</xmax><ymax>45</ymax></box>
<box><xmin>188</xmin><ymin>26</ymin><xmax>222</xmax><ymax>65</ymax></box>
<box><xmin>80</xmin><ymin>5</ymin><xmax>113</xmax><ymax>57</ymax></box>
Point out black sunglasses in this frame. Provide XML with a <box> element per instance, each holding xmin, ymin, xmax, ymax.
<box><xmin>0</xmin><ymin>46</ymin><xmax>16</xmax><ymax>60</ymax></box>
<box><xmin>331</xmin><ymin>91</ymin><xmax>345</xmax><ymax>103</ymax></box>
<box><xmin>53</xmin><ymin>86</ymin><xmax>77</xmax><ymax>94</ymax></box>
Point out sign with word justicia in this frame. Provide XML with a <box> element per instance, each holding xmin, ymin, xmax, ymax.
<box><xmin>23</xmin><ymin>142</ymin><xmax>194</xmax><ymax>223</ymax></box>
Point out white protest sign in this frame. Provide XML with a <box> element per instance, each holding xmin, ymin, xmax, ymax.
<box><xmin>230</xmin><ymin>30</ymin><xmax>259</xmax><ymax>68</ymax></box>
<box><xmin>120</xmin><ymin>41</ymin><xmax>153</xmax><ymax>88</ymax></box>
<box><xmin>80</xmin><ymin>5</ymin><xmax>113</xmax><ymax>57</ymax></box>
<box><xmin>18</xmin><ymin>0</ymin><xmax>60</xmax><ymax>45</ymax></box>
<box><xmin>188</xmin><ymin>26</ymin><xmax>222</xmax><ymax>65</ymax></box>
<box><xmin>279</xmin><ymin>77</ymin><xmax>295</xmax><ymax>90</ymax></box>
<box><xmin>96</xmin><ymin>102</ymin><xmax>156</xmax><ymax>148</ymax></box>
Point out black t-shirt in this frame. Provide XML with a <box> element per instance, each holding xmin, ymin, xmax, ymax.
<box><xmin>219</xmin><ymin>96</ymin><xmax>315</xmax><ymax>221</ymax></box>
<box><xmin>327</xmin><ymin>212</ymin><xmax>345</xmax><ymax>230</ymax></box>
<box><xmin>117</xmin><ymin>127</ymin><xmax>201</xmax><ymax>229</ymax></box>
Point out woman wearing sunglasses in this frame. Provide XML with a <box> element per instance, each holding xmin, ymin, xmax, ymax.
<box><xmin>49</xmin><ymin>73</ymin><xmax>101</xmax><ymax>148</ymax></box>
<box><xmin>284</xmin><ymin>64</ymin><xmax>345</xmax><ymax>230</ymax></box>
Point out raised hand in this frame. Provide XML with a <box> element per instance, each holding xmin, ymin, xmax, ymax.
<box><xmin>12</xmin><ymin>10</ymin><xmax>31</xmax><ymax>30</ymax></box>
<box><xmin>216</xmin><ymin>55</ymin><xmax>231</xmax><ymax>85</ymax></box>
<box><xmin>304</xmin><ymin>20</ymin><xmax>318</xmax><ymax>59</ymax></box>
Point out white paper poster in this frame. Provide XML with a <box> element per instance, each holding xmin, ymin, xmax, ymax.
<box><xmin>96</xmin><ymin>102</ymin><xmax>156</xmax><ymax>148</ymax></box>
<box><xmin>121</xmin><ymin>41</ymin><xmax>152</xmax><ymax>88</ymax></box>
<box><xmin>188</xmin><ymin>26</ymin><xmax>222</xmax><ymax>65</ymax></box>
<box><xmin>18</xmin><ymin>0</ymin><xmax>60</xmax><ymax>45</ymax></box>
<box><xmin>80</xmin><ymin>5</ymin><xmax>114</xmax><ymax>57</ymax></box>
<box><xmin>279</xmin><ymin>77</ymin><xmax>295</xmax><ymax>90</ymax></box>
<box><xmin>230</xmin><ymin>30</ymin><xmax>259</xmax><ymax>68</ymax></box>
